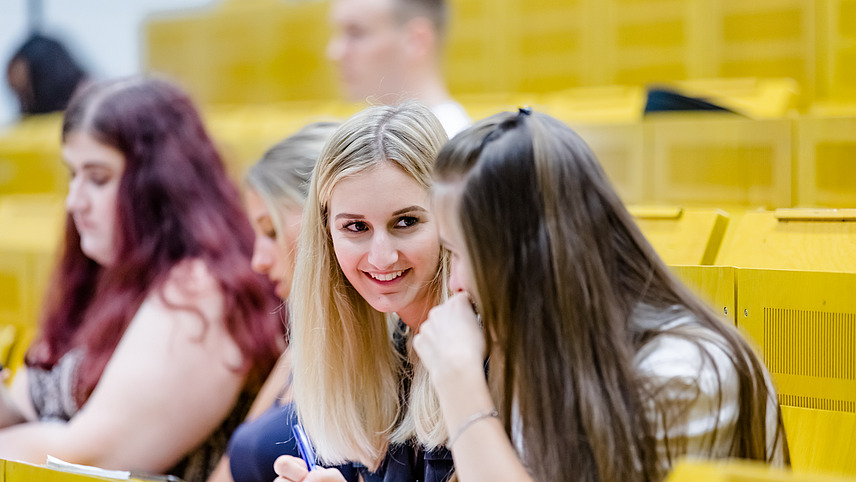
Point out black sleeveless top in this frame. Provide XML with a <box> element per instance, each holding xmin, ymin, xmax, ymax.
<box><xmin>28</xmin><ymin>348</ymin><xmax>253</xmax><ymax>482</ymax></box>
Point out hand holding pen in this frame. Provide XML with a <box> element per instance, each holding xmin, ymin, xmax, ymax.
<box><xmin>273</xmin><ymin>425</ymin><xmax>347</xmax><ymax>482</ymax></box>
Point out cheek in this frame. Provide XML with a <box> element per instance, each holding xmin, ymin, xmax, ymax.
<box><xmin>331</xmin><ymin>236</ymin><xmax>362</xmax><ymax>279</ymax></box>
<box><xmin>409</xmin><ymin>233</ymin><xmax>441</xmax><ymax>273</ymax></box>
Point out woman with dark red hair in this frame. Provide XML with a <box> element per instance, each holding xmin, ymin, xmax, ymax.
<box><xmin>0</xmin><ymin>76</ymin><xmax>282</xmax><ymax>481</ymax></box>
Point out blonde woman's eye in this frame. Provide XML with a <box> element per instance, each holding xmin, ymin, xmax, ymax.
<box><xmin>395</xmin><ymin>216</ymin><xmax>419</xmax><ymax>228</ymax></box>
<box><xmin>344</xmin><ymin>221</ymin><xmax>369</xmax><ymax>233</ymax></box>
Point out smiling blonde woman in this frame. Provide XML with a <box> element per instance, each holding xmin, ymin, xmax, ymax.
<box><xmin>276</xmin><ymin>102</ymin><xmax>451</xmax><ymax>482</ymax></box>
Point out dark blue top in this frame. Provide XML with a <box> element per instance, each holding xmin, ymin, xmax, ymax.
<box><xmin>227</xmin><ymin>400</ymin><xmax>360</xmax><ymax>482</ymax></box>
<box><xmin>227</xmin><ymin>400</ymin><xmax>453</xmax><ymax>482</ymax></box>
<box><xmin>228</xmin><ymin>320</ymin><xmax>454</xmax><ymax>482</ymax></box>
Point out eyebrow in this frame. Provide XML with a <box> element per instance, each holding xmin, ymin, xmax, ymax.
<box><xmin>62</xmin><ymin>159</ymin><xmax>115</xmax><ymax>171</ymax></box>
<box><xmin>333</xmin><ymin>205</ymin><xmax>427</xmax><ymax>221</ymax></box>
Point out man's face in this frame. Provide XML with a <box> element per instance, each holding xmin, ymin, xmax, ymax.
<box><xmin>326</xmin><ymin>0</ymin><xmax>410</xmax><ymax>102</ymax></box>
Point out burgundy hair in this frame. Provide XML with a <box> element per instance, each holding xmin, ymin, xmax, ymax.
<box><xmin>29</xmin><ymin>76</ymin><xmax>282</xmax><ymax>404</ymax></box>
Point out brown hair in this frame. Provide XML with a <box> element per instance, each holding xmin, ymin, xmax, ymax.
<box><xmin>433</xmin><ymin>110</ymin><xmax>788</xmax><ymax>481</ymax></box>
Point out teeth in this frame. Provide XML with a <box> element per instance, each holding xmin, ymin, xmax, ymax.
<box><xmin>370</xmin><ymin>270</ymin><xmax>405</xmax><ymax>281</ymax></box>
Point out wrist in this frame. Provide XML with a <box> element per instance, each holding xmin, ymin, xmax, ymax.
<box><xmin>432</xmin><ymin>353</ymin><xmax>484</xmax><ymax>389</ymax></box>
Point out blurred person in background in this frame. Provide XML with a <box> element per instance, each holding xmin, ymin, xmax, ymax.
<box><xmin>6</xmin><ymin>33</ymin><xmax>88</xmax><ymax>116</ymax></box>
<box><xmin>209</xmin><ymin>121</ymin><xmax>344</xmax><ymax>482</ymax></box>
<box><xmin>326</xmin><ymin>0</ymin><xmax>470</xmax><ymax>137</ymax></box>
<box><xmin>0</xmin><ymin>76</ymin><xmax>282</xmax><ymax>482</ymax></box>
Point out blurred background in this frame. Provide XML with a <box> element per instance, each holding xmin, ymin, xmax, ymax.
<box><xmin>0</xmin><ymin>0</ymin><xmax>215</xmax><ymax>125</ymax></box>
<box><xmin>1</xmin><ymin>2</ymin><xmax>856</xmax><ymax>477</ymax></box>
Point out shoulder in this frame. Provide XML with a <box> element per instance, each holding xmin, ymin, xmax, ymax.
<box><xmin>159</xmin><ymin>258</ymin><xmax>222</xmax><ymax>301</ymax></box>
<box><xmin>149</xmin><ymin>259</ymin><xmax>224</xmax><ymax>324</ymax></box>
<box><xmin>134</xmin><ymin>259</ymin><xmax>239</xmax><ymax>362</ymax></box>
<box><xmin>635</xmin><ymin>315</ymin><xmax>738</xmax><ymax>398</ymax></box>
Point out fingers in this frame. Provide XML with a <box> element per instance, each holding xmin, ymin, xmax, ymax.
<box><xmin>306</xmin><ymin>468</ymin><xmax>349</xmax><ymax>482</ymax></box>
<box><xmin>273</xmin><ymin>455</ymin><xmax>309</xmax><ymax>482</ymax></box>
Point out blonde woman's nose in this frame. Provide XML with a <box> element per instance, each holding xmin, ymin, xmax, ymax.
<box><xmin>367</xmin><ymin>231</ymin><xmax>399</xmax><ymax>268</ymax></box>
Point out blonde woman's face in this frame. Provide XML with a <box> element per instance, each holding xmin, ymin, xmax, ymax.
<box><xmin>245</xmin><ymin>188</ymin><xmax>303</xmax><ymax>299</ymax></box>
<box><xmin>328</xmin><ymin>162</ymin><xmax>441</xmax><ymax>329</ymax></box>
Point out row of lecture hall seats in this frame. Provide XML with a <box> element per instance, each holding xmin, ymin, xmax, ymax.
<box><xmin>144</xmin><ymin>0</ymin><xmax>856</xmax><ymax>111</ymax></box>
<box><xmin>2</xmin><ymin>84</ymin><xmax>856</xmax><ymax>208</ymax></box>
<box><xmin>0</xmin><ymin>193</ymin><xmax>854</xmax><ymax>477</ymax></box>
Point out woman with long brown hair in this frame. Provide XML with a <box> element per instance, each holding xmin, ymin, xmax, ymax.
<box><xmin>415</xmin><ymin>108</ymin><xmax>788</xmax><ymax>481</ymax></box>
<box><xmin>0</xmin><ymin>76</ymin><xmax>281</xmax><ymax>481</ymax></box>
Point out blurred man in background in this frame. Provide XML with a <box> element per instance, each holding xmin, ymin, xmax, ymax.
<box><xmin>326</xmin><ymin>0</ymin><xmax>470</xmax><ymax>137</ymax></box>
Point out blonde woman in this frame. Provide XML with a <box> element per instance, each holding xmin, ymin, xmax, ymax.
<box><xmin>274</xmin><ymin>102</ymin><xmax>451</xmax><ymax>482</ymax></box>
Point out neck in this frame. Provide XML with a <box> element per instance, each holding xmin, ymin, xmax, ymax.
<box><xmin>395</xmin><ymin>297</ymin><xmax>433</xmax><ymax>333</ymax></box>
<box><xmin>403</xmin><ymin>63</ymin><xmax>451</xmax><ymax>108</ymax></box>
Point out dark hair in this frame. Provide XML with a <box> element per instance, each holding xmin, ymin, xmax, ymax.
<box><xmin>393</xmin><ymin>0</ymin><xmax>448</xmax><ymax>36</ymax></box>
<box><xmin>29</xmin><ymin>76</ymin><xmax>281</xmax><ymax>404</ymax></box>
<box><xmin>7</xmin><ymin>33</ymin><xmax>87</xmax><ymax>114</ymax></box>
<box><xmin>434</xmin><ymin>110</ymin><xmax>788</xmax><ymax>481</ymax></box>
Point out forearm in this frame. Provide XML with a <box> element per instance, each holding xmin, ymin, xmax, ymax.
<box><xmin>0</xmin><ymin>393</ymin><xmax>27</xmax><ymax>429</ymax></box>
<box><xmin>0</xmin><ymin>421</ymin><xmax>66</xmax><ymax>464</ymax></box>
<box><xmin>434</xmin><ymin>365</ymin><xmax>533</xmax><ymax>482</ymax></box>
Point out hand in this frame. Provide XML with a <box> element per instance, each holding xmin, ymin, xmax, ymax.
<box><xmin>413</xmin><ymin>292</ymin><xmax>485</xmax><ymax>386</ymax></box>
<box><xmin>273</xmin><ymin>455</ymin><xmax>347</xmax><ymax>482</ymax></box>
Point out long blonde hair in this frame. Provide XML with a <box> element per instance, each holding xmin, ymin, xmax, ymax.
<box><xmin>290</xmin><ymin>102</ymin><xmax>449</xmax><ymax>470</ymax></box>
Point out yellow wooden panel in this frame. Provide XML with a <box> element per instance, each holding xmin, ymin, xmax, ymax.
<box><xmin>816</xmin><ymin>0</ymin><xmax>856</xmax><ymax>103</ymax></box>
<box><xmin>736</xmin><ymin>269</ymin><xmax>856</xmax><ymax>414</ymax></box>
<box><xmin>671</xmin><ymin>77</ymin><xmax>801</xmax><ymax>118</ymax></box>
<box><xmin>146</xmin><ymin>0</ymin><xmax>338</xmax><ymax>105</ymax></box>
<box><xmin>5</xmin><ymin>460</ymin><xmax>117</xmax><ymax>482</ymax></box>
<box><xmin>631</xmin><ymin>207</ymin><xmax>730</xmax><ymax>265</ymax></box>
<box><xmin>782</xmin><ymin>406</ymin><xmax>856</xmax><ymax>477</ymax></box>
<box><xmin>201</xmin><ymin>101</ymin><xmax>357</xmax><ymax>182</ymax></box>
<box><xmin>669</xmin><ymin>265</ymin><xmax>736</xmax><ymax>326</ymax></box>
<box><xmin>602</xmin><ymin>0</ymin><xmax>697</xmax><ymax>85</ymax></box>
<box><xmin>571</xmin><ymin>122</ymin><xmax>646</xmax><ymax>203</ymax></box>
<box><xmin>716</xmin><ymin>210</ymin><xmax>856</xmax><ymax>271</ymax></box>
<box><xmin>667</xmin><ymin>457</ymin><xmax>856</xmax><ymax>481</ymax></box>
<box><xmin>0</xmin><ymin>324</ymin><xmax>15</xmax><ymax>368</ymax></box>
<box><xmin>709</xmin><ymin>0</ymin><xmax>817</xmax><ymax>110</ymax></box>
<box><xmin>0</xmin><ymin>115</ymin><xmax>65</xmax><ymax>195</ymax></box>
<box><xmin>794</xmin><ymin>116</ymin><xmax>856</xmax><ymax>208</ymax></box>
<box><xmin>645</xmin><ymin>114</ymin><xmax>792</xmax><ymax>209</ymax></box>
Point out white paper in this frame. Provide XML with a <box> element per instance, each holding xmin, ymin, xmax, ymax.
<box><xmin>46</xmin><ymin>455</ymin><xmax>131</xmax><ymax>480</ymax></box>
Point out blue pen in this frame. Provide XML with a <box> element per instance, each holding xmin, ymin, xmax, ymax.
<box><xmin>292</xmin><ymin>423</ymin><xmax>317</xmax><ymax>471</ymax></box>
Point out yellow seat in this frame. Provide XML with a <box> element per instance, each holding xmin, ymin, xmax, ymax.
<box><xmin>668</xmin><ymin>77</ymin><xmax>800</xmax><ymax>119</ymax></box>
<box><xmin>0</xmin><ymin>115</ymin><xmax>66</xmax><ymax>195</ymax></box>
<box><xmin>644</xmin><ymin>113</ymin><xmax>792</xmax><ymax>209</ymax></box>
<box><xmin>631</xmin><ymin>206</ymin><xmax>729</xmax><ymax>265</ymax></box>
<box><xmin>667</xmin><ymin>458</ymin><xmax>856</xmax><ymax>481</ymax></box>
<box><xmin>0</xmin><ymin>195</ymin><xmax>64</xmax><ymax>373</ymax></box>
<box><xmin>716</xmin><ymin>209</ymin><xmax>856</xmax><ymax>271</ymax></box>
<box><xmin>794</xmin><ymin>116</ymin><xmax>856</xmax><ymax>208</ymax></box>
<box><xmin>782</xmin><ymin>406</ymin><xmax>856</xmax><ymax>477</ymax></box>
<box><xmin>736</xmin><ymin>268</ymin><xmax>856</xmax><ymax>476</ymax></box>
<box><xmin>567</xmin><ymin>121</ymin><xmax>646</xmax><ymax>203</ymax></box>
<box><xmin>669</xmin><ymin>265</ymin><xmax>736</xmax><ymax>327</ymax></box>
